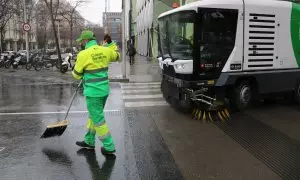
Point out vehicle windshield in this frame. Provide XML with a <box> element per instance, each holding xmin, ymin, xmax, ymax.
<box><xmin>158</xmin><ymin>11</ymin><xmax>195</xmax><ymax>60</ymax></box>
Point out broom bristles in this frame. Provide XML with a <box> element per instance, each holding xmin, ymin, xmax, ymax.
<box><xmin>40</xmin><ymin>120</ymin><xmax>69</xmax><ymax>138</ymax></box>
<box><xmin>192</xmin><ymin>107</ymin><xmax>231</xmax><ymax>122</ymax></box>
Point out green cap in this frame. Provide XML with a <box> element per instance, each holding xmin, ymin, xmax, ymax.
<box><xmin>76</xmin><ymin>30</ymin><xmax>95</xmax><ymax>43</ymax></box>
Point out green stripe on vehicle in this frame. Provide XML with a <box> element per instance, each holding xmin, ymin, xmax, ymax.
<box><xmin>291</xmin><ymin>3</ymin><xmax>300</xmax><ymax>67</ymax></box>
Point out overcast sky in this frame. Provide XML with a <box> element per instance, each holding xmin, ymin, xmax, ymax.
<box><xmin>73</xmin><ymin>0</ymin><xmax>122</xmax><ymax>26</ymax></box>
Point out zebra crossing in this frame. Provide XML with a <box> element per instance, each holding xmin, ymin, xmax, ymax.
<box><xmin>120</xmin><ymin>82</ymin><xmax>169</xmax><ymax>108</ymax></box>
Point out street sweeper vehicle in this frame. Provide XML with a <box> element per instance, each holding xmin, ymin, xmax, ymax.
<box><xmin>157</xmin><ymin>0</ymin><xmax>300</xmax><ymax>121</ymax></box>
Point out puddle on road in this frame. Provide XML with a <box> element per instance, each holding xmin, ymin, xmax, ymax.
<box><xmin>0</xmin><ymin>147</ymin><xmax>5</xmax><ymax>152</ymax></box>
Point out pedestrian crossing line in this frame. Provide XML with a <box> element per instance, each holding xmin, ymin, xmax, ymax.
<box><xmin>121</xmin><ymin>89</ymin><xmax>161</xmax><ymax>94</ymax></box>
<box><xmin>121</xmin><ymin>82</ymin><xmax>161</xmax><ymax>86</ymax></box>
<box><xmin>124</xmin><ymin>101</ymin><xmax>168</xmax><ymax>108</ymax></box>
<box><xmin>121</xmin><ymin>85</ymin><xmax>161</xmax><ymax>89</ymax></box>
<box><xmin>122</xmin><ymin>94</ymin><xmax>163</xmax><ymax>100</ymax></box>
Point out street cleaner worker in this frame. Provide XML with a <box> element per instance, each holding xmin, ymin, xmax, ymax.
<box><xmin>72</xmin><ymin>30</ymin><xmax>120</xmax><ymax>157</ymax></box>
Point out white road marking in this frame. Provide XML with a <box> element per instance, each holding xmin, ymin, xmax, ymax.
<box><xmin>125</xmin><ymin>101</ymin><xmax>168</xmax><ymax>107</ymax></box>
<box><xmin>0</xmin><ymin>147</ymin><xmax>5</xmax><ymax>152</ymax></box>
<box><xmin>121</xmin><ymin>89</ymin><xmax>161</xmax><ymax>94</ymax></box>
<box><xmin>0</xmin><ymin>110</ymin><xmax>120</xmax><ymax>116</ymax></box>
<box><xmin>121</xmin><ymin>82</ymin><xmax>161</xmax><ymax>86</ymax></box>
<box><xmin>123</xmin><ymin>94</ymin><xmax>163</xmax><ymax>100</ymax></box>
<box><xmin>121</xmin><ymin>85</ymin><xmax>160</xmax><ymax>89</ymax></box>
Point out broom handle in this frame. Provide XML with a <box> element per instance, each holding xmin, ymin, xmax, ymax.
<box><xmin>64</xmin><ymin>80</ymin><xmax>83</xmax><ymax>120</ymax></box>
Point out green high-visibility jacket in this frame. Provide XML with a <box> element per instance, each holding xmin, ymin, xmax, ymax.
<box><xmin>72</xmin><ymin>40</ymin><xmax>120</xmax><ymax>97</ymax></box>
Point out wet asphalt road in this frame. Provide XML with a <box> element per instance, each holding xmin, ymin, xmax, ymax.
<box><xmin>2</xmin><ymin>74</ymin><xmax>300</xmax><ymax>179</ymax></box>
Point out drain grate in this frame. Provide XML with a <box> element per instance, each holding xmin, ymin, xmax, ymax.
<box><xmin>216</xmin><ymin>113</ymin><xmax>300</xmax><ymax>180</ymax></box>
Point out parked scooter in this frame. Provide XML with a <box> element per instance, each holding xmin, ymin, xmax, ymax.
<box><xmin>12</xmin><ymin>54</ymin><xmax>27</xmax><ymax>69</ymax></box>
<box><xmin>60</xmin><ymin>53</ymin><xmax>73</xmax><ymax>73</ymax></box>
<box><xmin>4</xmin><ymin>55</ymin><xmax>15</xmax><ymax>69</ymax></box>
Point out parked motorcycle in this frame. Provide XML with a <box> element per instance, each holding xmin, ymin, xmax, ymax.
<box><xmin>4</xmin><ymin>55</ymin><xmax>14</xmax><ymax>69</ymax></box>
<box><xmin>26</xmin><ymin>53</ymin><xmax>41</xmax><ymax>70</ymax></box>
<box><xmin>12</xmin><ymin>54</ymin><xmax>27</xmax><ymax>69</ymax></box>
<box><xmin>34</xmin><ymin>54</ymin><xmax>59</xmax><ymax>71</ymax></box>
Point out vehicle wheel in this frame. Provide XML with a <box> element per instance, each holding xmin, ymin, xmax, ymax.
<box><xmin>294</xmin><ymin>81</ymin><xmax>300</xmax><ymax>104</ymax></box>
<box><xmin>60</xmin><ymin>65</ymin><xmax>68</xmax><ymax>73</ymax></box>
<box><xmin>26</xmin><ymin>63</ymin><xmax>32</xmax><ymax>70</ymax></box>
<box><xmin>35</xmin><ymin>62</ymin><xmax>43</xmax><ymax>71</ymax></box>
<box><xmin>161</xmin><ymin>79</ymin><xmax>170</xmax><ymax>103</ymax></box>
<box><xmin>12</xmin><ymin>64</ymin><xmax>18</xmax><ymax>69</ymax></box>
<box><xmin>231</xmin><ymin>81</ymin><xmax>254</xmax><ymax>111</ymax></box>
<box><xmin>4</xmin><ymin>62</ymin><xmax>10</xmax><ymax>69</ymax></box>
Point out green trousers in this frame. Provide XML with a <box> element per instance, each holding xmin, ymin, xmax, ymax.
<box><xmin>84</xmin><ymin>96</ymin><xmax>115</xmax><ymax>151</ymax></box>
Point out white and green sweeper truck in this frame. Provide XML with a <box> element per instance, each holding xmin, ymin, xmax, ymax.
<box><xmin>157</xmin><ymin>0</ymin><xmax>300</xmax><ymax>112</ymax></box>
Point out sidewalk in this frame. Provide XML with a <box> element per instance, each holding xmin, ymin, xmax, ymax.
<box><xmin>0</xmin><ymin>55</ymin><xmax>161</xmax><ymax>84</ymax></box>
<box><xmin>126</xmin><ymin>54</ymin><xmax>161</xmax><ymax>82</ymax></box>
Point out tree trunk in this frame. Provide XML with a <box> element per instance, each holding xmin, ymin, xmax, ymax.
<box><xmin>49</xmin><ymin>5</ymin><xmax>62</xmax><ymax>72</ymax></box>
<box><xmin>70</xmin><ymin>21</ymin><xmax>73</xmax><ymax>49</ymax></box>
<box><xmin>0</xmin><ymin>29</ymin><xmax>4</xmax><ymax>53</ymax></box>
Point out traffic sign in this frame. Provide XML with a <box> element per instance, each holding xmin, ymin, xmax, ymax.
<box><xmin>23</xmin><ymin>23</ymin><xmax>31</xmax><ymax>32</ymax></box>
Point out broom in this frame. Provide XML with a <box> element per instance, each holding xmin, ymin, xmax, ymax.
<box><xmin>40</xmin><ymin>80</ymin><xmax>83</xmax><ymax>138</ymax></box>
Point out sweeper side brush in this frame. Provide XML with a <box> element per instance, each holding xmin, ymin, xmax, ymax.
<box><xmin>192</xmin><ymin>105</ymin><xmax>231</xmax><ymax>122</ymax></box>
<box><xmin>187</xmin><ymin>89</ymin><xmax>231</xmax><ymax>122</ymax></box>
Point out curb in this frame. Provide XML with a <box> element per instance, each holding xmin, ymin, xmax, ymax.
<box><xmin>109</xmin><ymin>78</ymin><xmax>130</xmax><ymax>83</ymax></box>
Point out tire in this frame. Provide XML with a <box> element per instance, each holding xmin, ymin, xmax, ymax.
<box><xmin>35</xmin><ymin>62</ymin><xmax>43</xmax><ymax>71</ymax></box>
<box><xmin>294</xmin><ymin>81</ymin><xmax>300</xmax><ymax>104</ymax></box>
<box><xmin>12</xmin><ymin>64</ymin><xmax>18</xmax><ymax>69</ymax></box>
<box><xmin>230</xmin><ymin>81</ymin><xmax>254</xmax><ymax>111</ymax></box>
<box><xmin>60</xmin><ymin>65</ymin><xmax>68</xmax><ymax>73</ymax></box>
<box><xmin>26</xmin><ymin>63</ymin><xmax>32</xmax><ymax>70</ymax></box>
<box><xmin>4</xmin><ymin>62</ymin><xmax>10</xmax><ymax>69</ymax></box>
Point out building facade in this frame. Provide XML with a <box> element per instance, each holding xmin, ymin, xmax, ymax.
<box><xmin>124</xmin><ymin>0</ymin><xmax>198</xmax><ymax>58</ymax></box>
<box><xmin>103</xmin><ymin>12</ymin><xmax>122</xmax><ymax>45</ymax></box>
<box><xmin>3</xmin><ymin>0</ymin><xmax>38</xmax><ymax>51</ymax></box>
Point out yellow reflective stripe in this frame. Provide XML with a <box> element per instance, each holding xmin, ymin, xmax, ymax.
<box><xmin>86</xmin><ymin>118</ymin><xmax>94</xmax><ymax>129</ymax></box>
<box><xmin>94</xmin><ymin>122</ymin><xmax>110</xmax><ymax>137</ymax></box>
<box><xmin>84</xmin><ymin>67</ymin><xmax>108</xmax><ymax>74</ymax></box>
<box><xmin>84</xmin><ymin>77</ymin><xmax>108</xmax><ymax>83</ymax></box>
<box><xmin>72</xmin><ymin>71</ymin><xmax>82</xmax><ymax>80</ymax></box>
<box><xmin>73</xmin><ymin>69</ymin><xmax>83</xmax><ymax>76</ymax></box>
<box><xmin>98</xmin><ymin>132</ymin><xmax>111</xmax><ymax>140</ymax></box>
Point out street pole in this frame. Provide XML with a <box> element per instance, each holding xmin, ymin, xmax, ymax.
<box><xmin>121</xmin><ymin>0</ymin><xmax>126</xmax><ymax>78</ymax></box>
<box><xmin>23</xmin><ymin>0</ymin><xmax>29</xmax><ymax>63</ymax></box>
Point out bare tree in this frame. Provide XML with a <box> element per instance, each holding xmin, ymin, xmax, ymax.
<box><xmin>60</xmin><ymin>0</ymin><xmax>86</xmax><ymax>49</ymax></box>
<box><xmin>42</xmin><ymin>0</ymin><xmax>63</xmax><ymax>71</ymax></box>
<box><xmin>0</xmin><ymin>0</ymin><xmax>19</xmax><ymax>52</ymax></box>
<box><xmin>36</xmin><ymin>2</ymin><xmax>50</xmax><ymax>50</ymax></box>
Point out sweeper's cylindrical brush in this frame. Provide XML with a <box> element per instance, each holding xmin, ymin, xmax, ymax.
<box><xmin>192</xmin><ymin>106</ymin><xmax>231</xmax><ymax>122</ymax></box>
